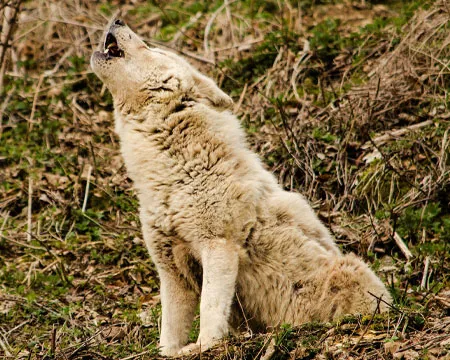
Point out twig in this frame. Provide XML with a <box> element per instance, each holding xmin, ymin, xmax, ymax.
<box><xmin>212</xmin><ymin>38</ymin><xmax>264</xmax><ymax>53</ymax></box>
<box><xmin>204</xmin><ymin>2</ymin><xmax>227</xmax><ymax>59</ymax></box>
<box><xmin>28</xmin><ymin>74</ymin><xmax>44</xmax><ymax>134</ymax></box>
<box><xmin>0</xmin><ymin>211</ymin><xmax>9</xmax><ymax>234</ymax></box>
<box><xmin>260</xmin><ymin>337</ymin><xmax>276</xmax><ymax>360</ymax></box>
<box><xmin>0</xmin><ymin>85</ymin><xmax>14</xmax><ymax>139</ymax></box>
<box><xmin>393</xmin><ymin>232</ymin><xmax>413</xmax><ymax>260</ymax></box>
<box><xmin>27</xmin><ymin>175</ymin><xmax>33</xmax><ymax>242</ymax></box>
<box><xmin>0</xmin><ymin>331</ymin><xmax>12</xmax><ymax>357</ymax></box>
<box><xmin>253</xmin><ymin>333</ymin><xmax>275</xmax><ymax>360</ymax></box>
<box><xmin>392</xmin><ymin>312</ymin><xmax>404</xmax><ymax>339</ymax></box>
<box><xmin>23</xmin><ymin>259</ymin><xmax>38</xmax><ymax>287</ymax></box>
<box><xmin>10</xmin><ymin>20</ymin><xmax>45</xmax><ymax>44</ymax></box>
<box><xmin>410</xmin><ymin>45</ymin><xmax>450</xmax><ymax>72</ymax></box>
<box><xmin>420</xmin><ymin>256</ymin><xmax>431</xmax><ymax>290</ymax></box>
<box><xmin>368</xmin><ymin>291</ymin><xmax>403</xmax><ymax>314</ymax></box>
<box><xmin>60</xmin><ymin>328</ymin><xmax>105</xmax><ymax>354</ymax></box>
<box><xmin>235</xmin><ymin>293</ymin><xmax>252</xmax><ymax>336</ymax></box>
<box><xmin>176</xmin><ymin>49</ymin><xmax>216</xmax><ymax>65</ymax></box>
<box><xmin>224</xmin><ymin>0</ymin><xmax>236</xmax><ymax>49</ymax></box>
<box><xmin>170</xmin><ymin>11</ymin><xmax>202</xmax><ymax>45</ymax></box>
<box><xmin>204</xmin><ymin>0</ymin><xmax>239</xmax><ymax>59</ymax></box>
<box><xmin>291</xmin><ymin>39</ymin><xmax>311</xmax><ymax>103</ymax></box>
<box><xmin>82</xmin><ymin>165</ymin><xmax>92</xmax><ymax>213</ymax></box>
<box><xmin>41</xmin><ymin>18</ymin><xmax>102</xmax><ymax>31</ymax></box>
<box><xmin>351</xmin><ymin>295</ymin><xmax>382</xmax><ymax>351</ymax></box>
<box><xmin>135</xmin><ymin>14</ymin><xmax>161</xmax><ymax>29</ymax></box>
<box><xmin>26</xmin><ymin>232</ymin><xmax>71</xmax><ymax>285</ymax></box>
<box><xmin>396</xmin><ymin>333</ymin><xmax>449</xmax><ymax>353</ymax></box>
<box><xmin>51</xmin><ymin>325</ymin><xmax>57</xmax><ymax>357</ymax></box>
<box><xmin>362</xmin><ymin>120</ymin><xmax>433</xmax><ymax>149</ymax></box>
<box><xmin>151</xmin><ymin>4</ymin><xmax>200</xmax><ymax>47</ymax></box>
<box><xmin>0</xmin><ymin>0</ymin><xmax>23</xmax><ymax>93</ymax></box>
<box><xmin>5</xmin><ymin>319</ymin><xmax>30</xmax><ymax>336</ymax></box>
<box><xmin>0</xmin><ymin>233</ymin><xmax>44</xmax><ymax>250</ymax></box>
<box><xmin>118</xmin><ymin>350</ymin><xmax>155</xmax><ymax>360</ymax></box>
<box><xmin>233</xmin><ymin>82</ymin><xmax>247</xmax><ymax>113</ymax></box>
<box><xmin>438</xmin><ymin>127</ymin><xmax>449</xmax><ymax>180</ymax></box>
<box><xmin>146</xmin><ymin>38</ymin><xmax>216</xmax><ymax>65</ymax></box>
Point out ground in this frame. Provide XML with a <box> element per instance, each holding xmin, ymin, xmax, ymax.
<box><xmin>0</xmin><ymin>0</ymin><xmax>449</xmax><ymax>359</ymax></box>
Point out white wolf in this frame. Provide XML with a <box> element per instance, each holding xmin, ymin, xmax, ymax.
<box><xmin>91</xmin><ymin>20</ymin><xmax>391</xmax><ymax>357</ymax></box>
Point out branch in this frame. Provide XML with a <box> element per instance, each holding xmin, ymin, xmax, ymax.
<box><xmin>0</xmin><ymin>0</ymin><xmax>23</xmax><ymax>93</ymax></box>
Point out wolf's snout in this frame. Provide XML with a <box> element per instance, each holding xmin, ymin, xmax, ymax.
<box><xmin>114</xmin><ymin>19</ymin><xmax>125</xmax><ymax>26</ymax></box>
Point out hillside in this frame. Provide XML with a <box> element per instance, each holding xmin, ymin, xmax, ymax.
<box><xmin>0</xmin><ymin>0</ymin><xmax>449</xmax><ymax>359</ymax></box>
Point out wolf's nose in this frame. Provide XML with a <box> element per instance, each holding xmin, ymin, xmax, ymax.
<box><xmin>114</xmin><ymin>19</ymin><xmax>125</xmax><ymax>26</ymax></box>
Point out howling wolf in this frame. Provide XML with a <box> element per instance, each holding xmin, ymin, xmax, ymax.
<box><xmin>91</xmin><ymin>20</ymin><xmax>391</xmax><ymax>356</ymax></box>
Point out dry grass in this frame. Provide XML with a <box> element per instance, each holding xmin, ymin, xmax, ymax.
<box><xmin>0</xmin><ymin>0</ymin><xmax>449</xmax><ymax>359</ymax></box>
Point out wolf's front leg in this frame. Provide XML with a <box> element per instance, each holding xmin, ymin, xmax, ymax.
<box><xmin>179</xmin><ymin>241</ymin><xmax>239</xmax><ymax>355</ymax></box>
<box><xmin>158</xmin><ymin>269</ymin><xmax>198</xmax><ymax>357</ymax></box>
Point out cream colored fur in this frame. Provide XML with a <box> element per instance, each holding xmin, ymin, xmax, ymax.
<box><xmin>91</xmin><ymin>22</ymin><xmax>391</xmax><ymax>357</ymax></box>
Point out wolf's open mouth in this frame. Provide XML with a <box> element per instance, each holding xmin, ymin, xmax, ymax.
<box><xmin>104</xmin><ymin>33</ymin><xmax>124</xmax><ymax>58</ymax></box>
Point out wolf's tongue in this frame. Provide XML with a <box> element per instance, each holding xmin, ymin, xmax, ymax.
<box><xmin>109</xmin><ymin>46</ymin><xmax>121</xmax><ymax>57</ymax></box>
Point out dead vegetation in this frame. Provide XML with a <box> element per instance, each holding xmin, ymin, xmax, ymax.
<box><xmin>0</xmin><ymin>0</ymin><xmax>449</xmax><ymax>359</ymax></box>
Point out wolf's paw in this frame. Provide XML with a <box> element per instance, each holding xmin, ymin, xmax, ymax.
<box><xmin>178</xmin><ymin>338</ymin><xmax>218</xmax><ymax>356</ymax></box>
<box><xmin>159</xmin><ymin>346</ymin><xmax>181</xmax><ymax>357</ymax></box>
<box><xmin>178</xmin><ymin>343</ymin><xmax>200</xmax><ymax>356</ymax></box>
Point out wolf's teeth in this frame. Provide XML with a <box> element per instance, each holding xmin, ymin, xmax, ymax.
<box><xmin>107</xmin><ymin>42</ymin><xmax>117</xmax><ymax>49</ymax></box>
<box><xmin>104</xmin><ymin>48</ymin><xmax>109</xmax><ymax>54</ymax></box>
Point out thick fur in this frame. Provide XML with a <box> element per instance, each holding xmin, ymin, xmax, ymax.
<box><xmin>91</xmin><ymin>22</ymin><xmax>391</xmax><ymax>356</ymax></box>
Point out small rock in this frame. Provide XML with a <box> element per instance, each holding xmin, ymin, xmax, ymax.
<box><xmin>384</xmin><ymin>341</ymin><xmax>402</xmax><ymax>355</ymax></box>
<box><xmin>393</xmin><ymin>349</ymin><xmax>419</xmax><ymax>359</ymax></box>
<box><xmin>139</xmin><ymin>309</ymin><xmax>156</xmax><ymax>327</ymax></box>
<box><xmin>441</xmin><ymin>337</ymin><xmax>450</xmax><ymax>348</ymax></box>
<box><xmin>102</xmin><ymin>325</ymin><xmax>126</xmax><ymax>341</ymax></box>
<box><xmin>97</xmin><ymin>110</ymin><xmax>110</xmax><ymax>122</ymax></box>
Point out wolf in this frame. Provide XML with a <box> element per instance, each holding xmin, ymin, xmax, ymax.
<box><xmin>91</xmin><ymin>20</ymin><xmax>391</xmax><ymax>356</ymax></box>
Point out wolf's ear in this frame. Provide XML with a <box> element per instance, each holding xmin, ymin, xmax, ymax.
<box><xmin>192</xmin><ymin>71</ymin><xmax>233</xmax><ymax>110</ymax></box>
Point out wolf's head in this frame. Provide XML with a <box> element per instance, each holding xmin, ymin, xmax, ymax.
<box><xmin>91</xmin><ymin>20</ymin><xmax>233</xmax><ymax>112</ymax></box>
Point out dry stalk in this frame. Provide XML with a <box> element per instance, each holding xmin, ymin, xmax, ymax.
<box><xmin>234</xmin><ymin>82</ymin><xmax>247</xmax><ymax>113</ymax></box>
<box><xmin>28</xmin><ymin>74</ymin><xmax>45</xmax><ymax>134</ymax></box>
<box><xmin>224</xmin><ymin>0</ymin><xmax>236</xmax><ymax>50</ymax></box>
<box><xmin>82</xmin><ymin>165</ymin><xmax>93</xmax><ymax>213</ymax></box>
<box><xmin>204</xmin><ymin>0</ymin><xmax>239</xmax><ymax>59</ymax></box>
<box><xmin>204</xmin><ymin>2</ymin><xmax>227</xmax><ymax>59</ymax></box>
<box><xmin>252</xmin><ymin>332</ymin><xmax>276</xmax><ymax>360</ymax></box>
<box><xmin>362</xmin><ymin>120</ymin><xmax>434</xmax><ymax>149</ymax></box>
<box><xmin>0</xmin><ymin>85</ymin><xmax>14</xmax><ymax>139</ymax></box>
<box><xmin>118</xmin><ymin>349</ymin><xmax>154</xmax><ymax>360</ymax></box>
<box><xmin>170</xmin><ymin>11</ymin><xmax>202</xmax><ymax>46</ymax></box>
<box><xmin>50</xmin><ymin>325</ymin><xmax>57</xmax><ymax>357</ymax></box>
<box><xmin>260</xmin><ymin>337</ymin><xmax>276</xmax><ymax>360</ymax></box>
<box><xmin>0</xmin><ymin>0</ymin><xmax>22</xmax><ymax>93</ymax></box>
<box><xmin>0</xmin><ymin>233</ymin><xmax>44</xmax><ymax>250</ymax></box>
<box><xmin>291</xmin><ymin>57</ymin><xmax>311</xmax><ymax>103</ymax></box>
<box><xmin>350</xmin><ymin>295</ymin><xmax>383</xmax><ymax>351</ymax></box>
<box><xmin>27</xmin><ymin>175</ymin><xmax>33</xmax><ymax>242</ymax></box>
<box><xmin>438</xmin><ymin>127</ymin><xmax>449</xmax><ymax>180</ymax></box>
<box><xmin>420</xmin><ymin>256</ymin><xmax>431</xmax><ymax>290</ymax></box>
<box><xmin>0</xmin><ymin>331</ymin><xmax>12</xmax><ymax>357</ymax></box>
<box><xmin>5</xmin><ymin>319</ymin><xmax>30</xmax><ymax>337</ymax></box>
<box><xmin>393</xmin><ymin>232</ymin><xmax>413</xmax><ymax>260</ymax></box>
<box><xmin>0</xmin><ymin>211</ymin><xmax>9</xmax><ymax>234</ymax></box>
